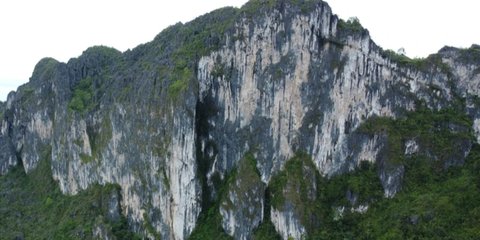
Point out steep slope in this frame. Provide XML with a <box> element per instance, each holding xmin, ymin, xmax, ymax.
<box><xmin>0</xmin><ymin>101</ymin><xmax>4</xmax><ymax>118</ymax></box>
<box><xmin>1</xmin><ymin>0</ymin><xmax>480</xmax><ymax>239</ymax></box>
<box><xmin>0</xmin><ymin>150</ymin><xmax>137</xmax><ymax>240</ymax></box>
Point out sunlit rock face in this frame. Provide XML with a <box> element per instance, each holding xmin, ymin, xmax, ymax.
<box><xmin>0</xmin><ymin>0</ymin><xmax>479</xmax><ymax>239</ymax></box>
<box><xmin>197</xmin><ymin>0</ymin><xmax>427</xmax><ymax>193</ymax></box>
<box><xmin>197</xmin><ymin>1</ymin><xmax>477</xmax><ymax>238</ymax></box>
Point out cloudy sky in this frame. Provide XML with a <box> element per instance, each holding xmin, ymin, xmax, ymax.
<box><xmin>0</xmin><ymin>0</ymin><xmax>479</xmax><ymax>101</ymax></box>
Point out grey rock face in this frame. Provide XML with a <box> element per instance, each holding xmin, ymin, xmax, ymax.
<box><xmin>0</xmin><ymin>124</ymin><xmax>16</xmax><ymax>175</ymax></box>
<box><xmin>219</xmin><ymin>155</ymin><xmax>265</xmax><ymax>240</ymax></box>
<box><xmin>0</xmin><ymin>1</ymin><xmax>479</xmax><ymax>239</ymax></box>
<box><xmin>107</xmin><ymin>189</ymin><xmax>122</xmax><ymax>222</ymax></box>
<box><xmin>198</xmin><ymin>0</ymin><xmax>419</xmax><ymax>190</ymax></box>
<box><xmin>379</xmin><ymin>163</ymin><xmax>405</xmax><ymax>198</ymax></box>
<box><xmin>1</xmin><ymin>45</ymin><xmax>202</xmax><ymax>239</ymax></box>
<box><xmin>0</xmin><ymin>58</ymin><xmax>56</xmax><ymax>174</ymax></box>
<box><xmin>197</xmin><ymin>2</ymin><xmax>478</xmax><ymax>237</ymax></box>
<box><xmin>404</xmin><ymin>139</ymin><xmax>419</xmax><ymax>156</ymax></box>
<box><xmin>269</xmin><ymin>155</ymin><xmax>319</xmax><ymax>240</ymax></box>
<box><xmin>440</xmin><ymin>45</ymin><xmax>480</xmax><ymax>144</ymax></box>
<box><xmin>93</xmin><ymin>218</ymin><xmax>116</xmax><ymax>240</ymax></box>
<box><xmin>271</xmin><ymin>205</ymin><xmax>306</xmax><ymax>240</ymax></box>
<box><xmin>0</xmin><ymin>101</ymin><xmax>4</xmax><ymax>119</ymax></box>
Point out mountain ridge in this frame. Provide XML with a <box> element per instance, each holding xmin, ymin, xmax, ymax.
<box><xmin>1</xmin><ymin>0</ymin><xmax>480</xmax><ymax>239</ymax></box>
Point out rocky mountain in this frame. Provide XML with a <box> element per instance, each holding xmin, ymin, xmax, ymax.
<box><xmin>1</xmin><ymin>0</ymin><xmax>480</xmax><ymax>239</ymax></box>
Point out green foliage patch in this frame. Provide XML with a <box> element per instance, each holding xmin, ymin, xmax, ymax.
<box><xmin>382</xmin><ymin>49</ymin><xmax>426</xmax><ymax>68</ymax></box>
<box><xmin>269</xmin><ymin>152</ymin><xmax>319</xmax><ymax>210</ymax></box>
<box><xmin>188</xmin><ymin>170</ymin><xmax>234</xmax><ymax>240</ymax></box>
<box><xmin>0</xmin><ymin>148</ymin><xmax>139</xmax><ymax>239</ymax></box>
<box><xmin>358</xmin><ymin>107</ymin><xmax>473</xmax><ymax>166</ymax></box>
<box><xmin>334</xmin><ymin>145</ymin><xmax>480</xmax><ymax>239</ymax></box>
<box><xmin>337</xmin><ymin>17</ymin><xmax>364</xmax><ymax>34</ymax></box>
<box><xmin>268</xmin><ymin>153</ymin><xmax>383</xmax><ymax>237</ymax></box>
<box><xmin>252</xmin><ymin>219</ymin><xmax>282</xmax><ymax>240</ymax></box>
<box><xmin>189</xmin><ymin>108</ymin><xmax>477</xmax><ymax>239</ymax></box>
<box><xmin>83</xmin><ymin>46</ymin><xmax>122</xmax><ymax>60</ymax></box>
<box><xmin>188</xmin><ymin>206</ymin><xmax>233</xmax><ymax>240</ymax></box>
<box><xmin>264</xmin><ymin>108</ymin><xmax>477</xmax><ymax>239</ymax></box>
<box><xmin>381</xmin><ymin>50</ymin><xmax>452</xmax><ymax>74</ymax></box>
<box><xmin>241</xmin><ymin>0</ymin><xmax>319</xmax><ymax>16</ymax></box>
<box><xmin>0</xmin><ymin>101</ymin><xmax>5</xmax><ymax>119</ymax></box>
<box><xmin>459</xmin><ymin>44</ymin><xmax>480</xmax><ymax>64</ymax></box>
<box><xmin>158</xmin><ymin>7</ymin><xmax>239</xmax><ymax>100</ymax></box>
<box><xmin>190</xmin><ymin>153</ymin><xmax>273</xmax><ymax>239</ymax></box>
<box><xmin>167</xmin><ymin>66</ymin><xmax>193</xmax><ymax>99</ymax></box>
<box><xmin>220</xmin><ymin>153</ymin><xmax>263</xmax><ymax>214</ymax></box>
<box><xmin>68</xmin><ymin>77</ymin><xmax>95</xmax><ymax>114</ymax></box>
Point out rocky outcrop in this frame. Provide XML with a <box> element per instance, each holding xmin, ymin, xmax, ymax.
<box><xmin>197</xmin><ymin>0</ymin><xmax>446</xmax><ymax>193</ymax></box>
<box><xmin>0</xmin><ymin>0</ymin><xmax>479</xmax><ymax>239</ymax></box>
<box><xmin>0</xmin><ymin>57</ymin><xmax>56</xmax><ymax>175</ymax></box>
<box><xmin>219</xmin><ymin>154</ymin><xmax>265</xmax><ymax>240</ymax></box>
<box><xmin>440</xmin><ymin>45</ymin><xmax>480</xmax><ymax>143</ymax></box>
<box><xmin>1</xmin><ymin>45</ymin><xmax>202</xmax><ymax>239</ymax></box>
<box><xmin>196</xmin><ymin>1</ymin><xmax>469</xmax><ymax>236</ymax></box>
<box><xmin>268</xmin><ymin>154</ymin><xmax>319</xmax><ymax>240</ymax></box>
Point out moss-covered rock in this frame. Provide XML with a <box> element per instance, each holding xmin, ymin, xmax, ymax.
<box><xmin>220</xmin><ymin>153</ymin><xmax>266</xmax><ymax>239</ymax></box>
<box><xmin>0</xmin><ymin>147</ymin><xmax>140</xmax><ymax>239</ymax></box>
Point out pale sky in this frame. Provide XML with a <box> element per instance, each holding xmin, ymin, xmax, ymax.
<box><xmin>0</xmin><ymin>0</ymin><xmax>479</xmax><ymax>101</ymax></box>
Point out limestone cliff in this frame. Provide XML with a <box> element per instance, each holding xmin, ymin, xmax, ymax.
<box><xmin>1</xmin><ymin>0</ymin><xmax>479</xmax><ymax>239</ymax></box>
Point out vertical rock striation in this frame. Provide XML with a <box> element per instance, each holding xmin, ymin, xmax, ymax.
<box><xmin>196</xmin><ymin>1</ymin><xmax>477</xmax><ymax>237</ymax></box>
<box><xmin>219</xmin><ymin>154</ymin><xmax>265</xmax><ymax>240</ymax></box>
